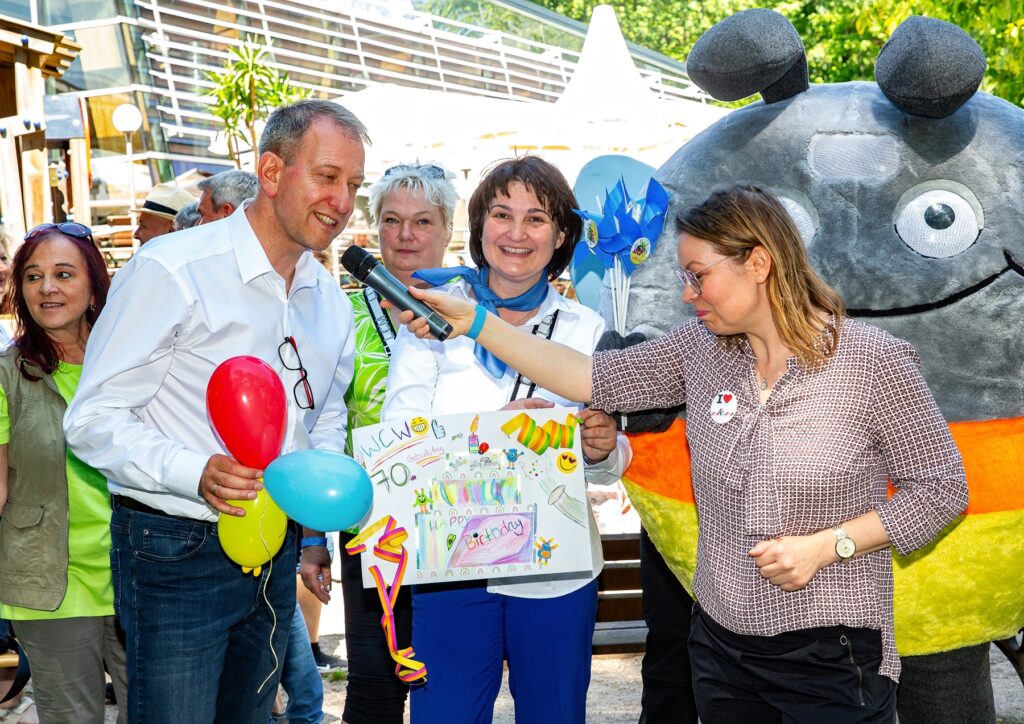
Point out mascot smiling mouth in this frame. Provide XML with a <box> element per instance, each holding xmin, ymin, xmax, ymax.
<box><xmin>847</xmin><ymin>250</ymin><xmax>1024</xmax><ymax>317</ymax></box>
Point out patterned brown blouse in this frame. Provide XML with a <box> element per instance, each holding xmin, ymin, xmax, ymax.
<box><xmin>591</xmin><ymin>317</ymin><xmax>967</xmax><ymax>680</ymax></box>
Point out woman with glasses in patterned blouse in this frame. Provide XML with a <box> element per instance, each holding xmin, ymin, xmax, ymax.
<box><xmin>394</xmin><ymin>184</ymin><xmax>968</xmax><ymax>723</ymax></box>
<box><xmin>0</xmin><ymin>223</ymin><xmax>127</xmax><ymax>723</ymax></box>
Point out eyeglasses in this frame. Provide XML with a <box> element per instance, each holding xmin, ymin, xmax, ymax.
<box><xmin>383</xmin><ymin>164</ymin><xmax>446</xmax><ymax>180</ymax></box>
<box><xmin>674</xmin><ymin>256</ymin><xmax>729</xmax><ymax>297</ymax></box>
<box><xmin>278</xmin><ymin>336</ymin><xmax>315</xmax><ymax>410</ymax></box>
<box><xmin>24</xmin><ymin>222</ymin><xmax>94</xmax><ymax>242</ymax></box>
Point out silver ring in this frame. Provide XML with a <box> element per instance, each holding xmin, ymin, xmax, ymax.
<box><xmin>213</xmin><ymin>483</ymin><xmax>219</xmax><ymax>497</ymax></box>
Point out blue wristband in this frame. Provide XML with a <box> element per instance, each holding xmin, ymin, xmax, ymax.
<box><xmin>301</xmin><ymin>536</ymin><xmax>328</xmax><ymax>549</ymax></box>
<box><xmin>467</xmin><ymin>304</ymin><xmax>487</xmax><ymax>340</ymax></box>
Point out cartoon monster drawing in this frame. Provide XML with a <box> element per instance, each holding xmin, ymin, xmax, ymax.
<box><xmin>535</xmin><ymin>537</ymin><xmax>558</xmax><ymax>566</ymax></box>
<box><xmin>412</xmin><ymin>488</ymin><xmax>433</xmax><ymax>514</ymax></box>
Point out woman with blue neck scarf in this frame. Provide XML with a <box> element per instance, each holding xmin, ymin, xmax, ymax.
<box><xmin>381</xmin><ymin>156</ymin><xmax>631</xmax><ymax>724</ymax></box>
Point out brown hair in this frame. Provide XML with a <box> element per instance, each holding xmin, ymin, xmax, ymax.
<box><xmin>4</xmin><ymin>230</ymin><xmax>110</xmax><ymax>380</ymax></box>
<box><xmin>468</xmin><ymin>156</ymin><xmax>582</xmax><ymax>280</ymax></box>
<box><xmin>677</xmin><ymin>185</ymin><xmax>844</xmax><ymax>365</ymax></box>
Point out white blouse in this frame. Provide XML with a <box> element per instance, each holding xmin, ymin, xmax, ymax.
<box><xmin>382</xmin><ymin>279</ymin><xmax>631</xmax><ymax>599</ymax></box>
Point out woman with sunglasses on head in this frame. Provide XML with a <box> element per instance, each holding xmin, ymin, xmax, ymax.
<box><xmin>0</xmin><ymin>223</ymin><xmax>127</xmax><ymax>724</ymax></box>
<box><xmin>381</xmin><ymin>156</ymin><xmax>631</xmax><ymax>724</ymax></box>
<box><xmin>396</xmin><ymin>185</ymin><xmax>968</xmax><ymax>723</ymax></box>
<box><xmin>321</xmin><ymin>163</ymin><xmax>459</xmax><ymax>724</ymax></box>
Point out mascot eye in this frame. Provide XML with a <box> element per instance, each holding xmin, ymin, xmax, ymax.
<box><xmin>894</xmin><ymin>184</ymin><xmax>983</xmax><ymax>258</ymax></box>
<box><xmin>772</xmin><ymin>191</ymin><xmax>818</xmax><ymax>248</ymax></box>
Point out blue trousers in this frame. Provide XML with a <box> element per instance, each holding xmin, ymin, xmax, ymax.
<box><xmin>110</xmin><ymin>499</ymin><xmax>295</xmax><ymax>724</ymax></box>
<box><xmin>278</xmin><ymin>604</ymin><xmax>322</xmax><ymax>724</ymax></box>
<box><xmin>409</xmin><ymin>580</ymin><xmax>598</xmax><ymax>724</ymax></box>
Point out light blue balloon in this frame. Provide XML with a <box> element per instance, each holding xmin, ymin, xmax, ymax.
<box><xmin>263</xmin><ymin>450</ymin><xmax>373</xmax><ymax>532</ymax></box>
<box><xmin>570</xmin><ymin>243</ymin><xmax>605</xmax><ymax>311</ymax></box>
<box><xmin>573</xmin><ymin>155</ymin><xmax>657</xmax><ymax>216</ymax></box>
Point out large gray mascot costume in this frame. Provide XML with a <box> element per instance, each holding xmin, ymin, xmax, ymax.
<box><xmin>615</xmin><ymin>10</ymin><xmax>1024</xmax><ymax>723</ymax></box>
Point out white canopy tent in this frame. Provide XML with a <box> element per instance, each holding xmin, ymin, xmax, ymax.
<box><xmin>336</xmin><ymin>4</ymin><xmax>728</xmax><ymax>191</ymax></box>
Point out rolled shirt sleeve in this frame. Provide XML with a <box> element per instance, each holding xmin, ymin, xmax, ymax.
<box><xmin>871</xmin><ymin>337</ymin><xmax>969</xmax><ymax>555</ymax></box>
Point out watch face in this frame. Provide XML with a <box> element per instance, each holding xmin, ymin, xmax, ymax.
<box><xmin>836</xmin><ymin>537</ymin><xmax>856</xmax><ymax>559</ymax></box>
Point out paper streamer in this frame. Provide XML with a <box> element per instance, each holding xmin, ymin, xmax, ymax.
<box><xmin>345</xmin><ymin>516</ymin><xmax>427</xmax><ymax>684</ymax></box>
<box><xmin>500</xmin><ymin>413</ymin><xmax>578</xmax><ymax>456</ymax></box>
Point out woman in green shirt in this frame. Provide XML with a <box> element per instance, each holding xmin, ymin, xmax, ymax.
<box><xmin>0</xmin><ymin>223</ymin><xmax>126</xmax><ymax>724</ymax></box>
<box><xmin>335</xmin><ymin>163</ymin><xmax>458</xmax><ymax>724</ymax></box>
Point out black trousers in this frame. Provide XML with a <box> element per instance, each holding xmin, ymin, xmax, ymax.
<box><xmin>339</xmin><ymin>531</ymin><xmax>412</xmax><ymax>724</ymax></box>
<box><xmin>689</xmin><ymin>604</ymin><xmax>897</xmax><ymax>724</ymax></box>
<box><xmin>638</xmin><ymin>527</ymin><xmax>698</xmax><ymax>724</ymax></box>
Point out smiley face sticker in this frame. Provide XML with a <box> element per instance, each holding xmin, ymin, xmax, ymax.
<box><xmin>710</xmin><ymin>391</ymin><xmax>737</xmax><ymax>424</ymax></box>
<box><xmin>556</xmin><ymin>451</ymin><xmax>579</xmax><ymax>473</ymax></box>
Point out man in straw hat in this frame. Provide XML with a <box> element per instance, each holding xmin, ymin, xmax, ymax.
<box><xmin>133</xmin><ymin>182</ymin><xmax>196</xmax><ymax>245</ymax></box>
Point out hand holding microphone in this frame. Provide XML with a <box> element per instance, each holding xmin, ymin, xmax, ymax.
<box><xmin>340</xmin><ymin>247</ymin><xmax>455</xmax><ymax>341</ymax></box>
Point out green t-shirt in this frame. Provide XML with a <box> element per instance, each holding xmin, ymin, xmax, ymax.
<box><xmin>344</xmin><ymin>288</ymin><xmax>395</xmax><ymax>455</ymax></box>
<box><xmin>0</xmin><ymin>362</ymin><xmax>114</xmax><ymax>620</ymax></box>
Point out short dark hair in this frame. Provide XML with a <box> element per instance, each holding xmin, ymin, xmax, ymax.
<box><xmin>5</xmin><ymin>230</ymin><xmax>110</xmax><ymax>380</ymax></box>
<box><xmin>259</xmin><ymin>100</ymin><xmax>370</xmax><ymax>164</ymax></box>
<box><xmin>468</xmin><ymin>156</ymin><xmax>582</xmax><ymax>280</ymax></box>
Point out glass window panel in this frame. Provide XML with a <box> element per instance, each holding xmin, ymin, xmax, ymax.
<box><xmin>58</xmin><ymin>25</ymin><xmax>132</xmax><ymax>91</ymax></box>
<box><xmin>40</xmin><ymin>0</ymin><xmax>120</xmax><ymax>25</ymax></box>
<box><xmin>0</xmin><ymin>0</ymin><xmax>32</xmax><ymax>21</ymax></box>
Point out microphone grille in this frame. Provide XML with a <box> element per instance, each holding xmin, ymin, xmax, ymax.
<box><xmin>340</xmin><ymin>246</ymin><xmax>376</xmax><ymax>279</ymax></box>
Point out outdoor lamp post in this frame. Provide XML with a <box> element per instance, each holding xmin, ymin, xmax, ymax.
<box><xmin>112</xmin><ymin>103</ymin><xmax>143</xmax><ymax>249</ymax></box>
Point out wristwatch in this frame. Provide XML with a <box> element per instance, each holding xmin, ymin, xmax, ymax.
<box><xmin>833</xmin><ymin>527</ymin><xmax>856</xmax><ymax>561</ymax></box>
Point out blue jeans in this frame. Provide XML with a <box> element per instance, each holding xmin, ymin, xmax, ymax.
<box><xmin>409</xmin><ymin>579</ymin><xmax>598</xmax><ymax>724</ymax></box>
<box><xmin>110</xmin><ymin>498</ymin><xmax>295</xmax><ymax>723</ymax></box>
<box><xmin>277</xmin><ymin>604</ymin><xmax>322</xmax><ymax>724</ymax></box>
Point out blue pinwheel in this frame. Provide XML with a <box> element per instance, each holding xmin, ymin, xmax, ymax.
<box><xmin>571</xmin><ymin>177</ymin><xmax>669</xmax><ymax>334</ymax></box>
<box><xmin>572</xmin><ymin>177</ymin><xmax>668</xmax><ymax>275</ymax></box>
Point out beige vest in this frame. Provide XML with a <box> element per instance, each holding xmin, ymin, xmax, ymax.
<box><xmin>0</xmin><ymin>348</ymin><xmax>70</xmax><ymax>611</ymax></box>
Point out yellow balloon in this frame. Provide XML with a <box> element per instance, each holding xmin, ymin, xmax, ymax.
<box><xmin>218</xmin><ymin>488</ymin><xmax>288</xmax><ymax>575</ymax></box>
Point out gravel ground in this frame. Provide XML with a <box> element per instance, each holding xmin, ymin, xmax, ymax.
<box><xmin>101</xmin><ymin>637</ymin><xmax>1023</xmax><ymax>723</ymax></box>
<box><xmin>315</xmin><ymin>640</ymin><xmax>1023</xmax><ymax>724</ymax></box>
<box><xmin>316</xmin><ymin>649</ymin><xmax>645</xmax><ymax>724</ymax></box>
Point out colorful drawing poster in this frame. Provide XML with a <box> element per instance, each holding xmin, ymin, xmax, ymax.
<box><xmin>351</xmin><ymin>408</ymin><xmax>594</xmax><ymax>587</ymax></box>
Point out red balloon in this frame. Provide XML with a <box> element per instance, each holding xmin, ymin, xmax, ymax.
<box><xmin>206</xmin><ymin>356</ymin><xmax>287</xmax><ymax>469</ymax></box>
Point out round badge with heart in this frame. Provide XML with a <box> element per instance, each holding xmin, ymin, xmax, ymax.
<box><xmin>710</xmin><ymin>390</ymin><xmax>737</xmax><ymax>424</ymax></box>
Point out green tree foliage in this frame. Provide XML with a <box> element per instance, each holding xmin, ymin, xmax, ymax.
<box><xmin>533</xmin><ymin>0</ymin><xmax>1023</xmax><ymax>107</ymax></box>
<box><xmin>205</xmin><ymin>40</ymin><xmax>310</xmax><ymax>168</ymax></box>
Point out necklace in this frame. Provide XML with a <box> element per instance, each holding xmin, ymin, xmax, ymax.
<box><xmin>754</xmin><ymin>364</ymin><xmax>769</xmax><ymax>391</ymax></box>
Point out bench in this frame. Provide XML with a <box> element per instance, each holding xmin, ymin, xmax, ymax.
<box><xmin>593</xmin><ymin>532</ymin><xmax>647</xmax><ymax>654</ymax></box>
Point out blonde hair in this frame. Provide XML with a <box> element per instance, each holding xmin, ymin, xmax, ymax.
<box><xmin>677</xmin><ymin>185</ymin><xmax>844</xmax><ymax>365</ymax></box>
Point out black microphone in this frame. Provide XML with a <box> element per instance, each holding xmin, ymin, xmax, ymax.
<box><xmin>341</xmin><ymin>246</ymin><xmax>453</xmax><ymax>341</ymax></box>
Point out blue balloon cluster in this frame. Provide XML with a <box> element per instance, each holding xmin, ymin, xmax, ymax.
<box><xmin>263</xmin><ymin>450</ymin><xmax>373</xmax><ymax>532</ymax></box>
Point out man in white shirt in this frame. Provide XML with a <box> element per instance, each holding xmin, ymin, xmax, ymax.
<box><xmin>64</xmin><ymin>99</ymin><xmax>366</xmax><ymax>723</ymax></box>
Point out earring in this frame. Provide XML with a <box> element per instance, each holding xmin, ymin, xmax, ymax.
<box><xmin>89</xmin><ymin>303</ymin><xmax>96</xmax><ymax>312</ymax></box>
